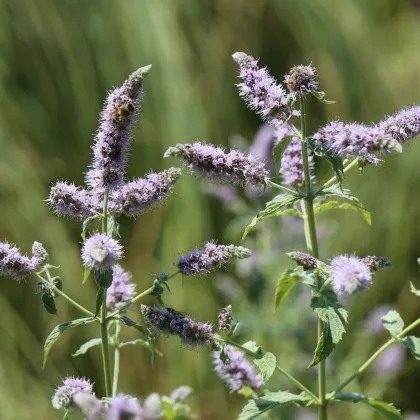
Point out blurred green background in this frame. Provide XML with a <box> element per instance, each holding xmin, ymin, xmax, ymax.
<box><xmin>1</xmin><ymin>0</ymin><xmax>420</xmax><ymax>419</ymax></box>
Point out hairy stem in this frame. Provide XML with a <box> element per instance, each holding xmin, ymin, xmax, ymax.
<box><xmin>112</xmin><ymin>322</ymin><xmax>121</xmax><ymax>397</ymax></box>
<box><xmin>299</xmin><ymin>98</ymin><xmax>327</xmax><ymax>420</ymax></box>
<box><xmin>330</xmin><ymin>316</ymin><xmax>420</xmax><ymax>398</ymax></box>
<box><xmin>100</xmin><ymin>188</ymin><xmax>112</xmax><ymax>397</ymax></box>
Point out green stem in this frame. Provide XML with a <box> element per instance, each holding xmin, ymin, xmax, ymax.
<box><xmin>330</xmin><ymin>316</ymin><xmax>420</xmax><ymax>398</ymax></box>
<box><xmin>112</xmin><ymin>322</ymin><xmax>121</xmax><ymax>397</ymax></box>
<box><xmin>100</xmin><ymin>188</ymin><xmax>112</xmax><ymax>397</ymax></box>
<box><xmin>299</xmin><ymin>98</ymin><xmax>327</xmax><ymax>420</ymax></box>
<box><xmin>322</xmin><ymin>158</ymin><xmax>359</xmax><ymax>189</ymax></box>
<box><xmin>52</xmin><ymin>286</ymin><xmax>95</xmax><ymax>318</ymax></box>
<box><xmin>268</xmin><ymin>181</ymin><xmax>297</xmax><ymax>195</ymax></box>
<box><xmin>222</xmin><ymin>339</ymin><xmax>320</xmax><ymax>404</ymax></box>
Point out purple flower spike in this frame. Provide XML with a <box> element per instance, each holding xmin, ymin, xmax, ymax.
<box><xmin>284</xmin><ymin>64</ymin><xmax>319</xmax><ymax>99</ymax></box>
<box><xmin>117</xmin><ymin>167</ymin><xmax>182</xmax><ymax>217</ymax></box>
<box><xmin>48</xmin><ymin>181</ymin><xmax>94</xmax><ymax>218</ymax></box>
<box><xmin>213</xmin><ymin>345</ymin><xmax>263</xmax><ymax>393</ymax></box>
<box><xmin>232</xmin><ymin>52</ymin><xmax>289</xmax><ymax>127</ymax></box>
<box><xmin>176</xmin><ymin>242</ymin><xmax>251</xmax><ymax>276</ymax></box>
<box><xmin>106</xmin><ymin>265</ymin><xmax>136</xmax><ymax>312</ymax></box>
<box><xmin>51</xmin><ymin>376</ymin><xmax>93</xmax><ymax>411</ymax></box>
<box><xmin>275</xmin><ymin>124</ymin><xmax>315</xmax><ymax>185</ymax></box>
<box><xmin>141</xmin><ymin>305</ymin><xmax>215</xmax><ymax>349</ymax></box>
<box><xmin>164</xmin><ymin>142</ymin><xmax>269</xmax><ymax>186</ymax></box>
<box><xmin>0</xmin><ymin>241</ymin><xmax>39</xmax><ymax>280</ymax></box>
<box><xmin>331</xmin><ymin>255</ymin><xmax>372</xmax><ymax>296</ymax></box>
<box><xmin>313</xmin><ymin>122</ymin><xmax>402</xmax><ymax>164</ymax></box>
<box><xmin>379</xmin><ymin>106</ymin><xmax>420</xmax><ymax>142</ymax></box>
<box><xmin>111</xmin><ymin>394</ymin><xmax>143</xmax><ymax>420</ymax></box>
<box><xmin>82</xmin><ymin>233</ymin><xmax>123</xmax><ymax>270</ymax></box>
<box><xmin>87</xmin><ymin>65</ymin><xmax>152</xmax><ymax>192</ymax></box>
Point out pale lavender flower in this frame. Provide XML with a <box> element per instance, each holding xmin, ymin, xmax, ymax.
<box><xmin>232</xmin><ymin>52</ymin><xmax>289</xmax><ymax>127</ymax></box>
<box><xmin>373</xmin><ymin>345</ymin><xmax>405</xmax><ymax>376</ymax></box>
<box><xmin>365</xmin><ymin>304</ymin><xmax>392</xmax><ymax>335</ymax></box>
<box><xmin>0</xmin><ymin>241</ymin><xmax>39</xmax><ymax>280</ymax></box>
<box><xmin>32</xmin><ymin>241</ymin><xmax>48</xmax><ymax>265</ymax></box>
<box><xmin>287</xmin><ymin>251</ymin><xmax>318</xmax><ymax>270</ymax></box>
<box><xmin>143</xmin><ymin>393</ymin><xmax>161</xmax><ymax>419</ymax></box>
<box><xmin>48</xmin><ymin>181</ymin><xmax>93</xmax><ymax>217</ymax></box>
<box><xmin>275</xmin><ymin>124</ymin><xmax>315</xmax><ymax>185</ymax></box>
<box><xmin>284</xmin><ymin>64</ymin><xmax>318</xmax><ymax>99</ymax></box>
<box><xmin>331</xmin><ymin>255</ymin><xmax>372</xmax><ymax>296</ymax></box>
<box><xmin>313</xmin><ymin>122</ymin><xmax>402</xmax><ymax>164</ymax></box>
<box><xmin>218</xmin><ymin>305</ymin><xmax>233</xmax><ymax>332</ymax></box>
<box><xmin>213</xmin><ymin>345</ymin><xmax>263</xmax><ymax>392</ymax></box>
<box><xmin>87</xmin><ymin>65</ymin><xmax>152</xmax><ymax>192</ymax></box>
<box><xmin>406</xmin><ymin>413</ymin><xmax>420</xmax><ymax>420</ymax></box>
<box><xmin>141</xmin><ymin>305</ymin><xmax>215</xmax><ymax>348</ymax></box>
<box><xmin>111</xmin><ymin>394</ymin><xmax>143</xmax><ymax>420</ymax></box>
<box><xmin>73</xmin><ymin>393</ymin><xmax>110</xmax><ymax>420</ymax></box>
<box><xmin>51</xmin><ymin>376</ymin><xmax>93</xmax><ymax>411</ymax></box>
<box><xmin>106</xmin><ymin>265</ymin><xmax>136</xmax><ymax>312</ymax></box>
<box><xmin>379</xmin><ymin>106</ymin><xmax>420</xmax><ymax>142</ymax></box>
<box><xmin>164</xmin><ymin>142</ymin><xmax>269</xmax><ymax>186</ymax></box>
<box><xmin>117</xmin><ymin>167</ymin><xmax>182</xmax><ymax>217</ymax></box>
<box><xmin>82</xmin><ymin>233</ymin><xmax>123</xmax><ymax>270</ymax></box>
<box><xmin>176</xmin><ymin>242</ymin><xmax>251</xmax><ymax>276</ymax></box>
<box><xmin>169</xmin><ymin>386</ymin><xmax>192</xmax><ymax>403</ymax></box>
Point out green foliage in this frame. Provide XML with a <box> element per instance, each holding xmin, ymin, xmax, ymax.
<box><xmin>308</xmin><ymin>140</ymin><xmax>344</xmax><ymax>184</ymax></box>
<box><xmin>43</xmin><ymin>317</ymin><xmax>96</xmax><ymax>367</ymax></box>
<box><xmin>331</xmin><ymin>393</ymin><xmax>403</xmax><ymax>419</ymax></box>
<box><xmin>401</xmin><ymin>336</ymin><xmax>420</xmax><ymax>359</ymax></box>
<box><xmin>312</xmin><ymin>90</ymin><xmax>336</xmax><ymax>105</ymax></box>
<box><xmin>41</xmin><ymin>291</ymin><xmax>58</xmax><ymax>316</ymax></box>
<box><xmin>72</xmin><ymin>338</ymin><xmax>102</xmax><ymax>357</ymax></box>
<box><xmin>308</xmin><ymin>323</ymin><xmax>335</xmax><ymax>369</ymax></box>
<box><xmin>95</xmin><ymin>288</ymin><xmax>106</xmax><ymax>317</ymax></box>
<box><xmin>94</xmin><ymin>269</ymin><xmax>113</xmax><ymax>289</ymax></box>
<box><xmin>272</xmin><ymin>135</ymin><xmax>294</xmax><ymax>175</ymax></box>
<box><xmin>253</xmin><ymin>352</ymin><xmax>276</xmax><ymax>383</ymax></box>
<box><xmin>381</xmin><ymin>310</ymin><xmax>404</xmax><ymax>337</ymax></box>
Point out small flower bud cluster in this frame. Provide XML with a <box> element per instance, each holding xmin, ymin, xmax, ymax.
<box><xmin>48</xmin><ymin>181</ymin><xmax>94</xmax><ymax>218</ymax></box>
<box><xmin>218</xmin><ymin>305</ymin><xmax>233</xmax><ymax>332</ymax></box>
<box><xmin>106</xmin><ymin>265</ymin><xmax>136</xmax><ymax>312</ymax></box>
<box><xmin>141</xmin><ymin>305</ymin><xmax>215</xmax><ymax>348</ymax></box>
<box><xmin>176</xmin><ymin>242</ymin><xmax>251</xmax><ymax>276</ymax></box>
<box><xmin>82</xmin><ymin>233</ymin><xmax>123</xmax><ymax>270</ymax></box>
<box><xmin>164</xmin><ymin>142</ymin><xmax>269</xmax><ymax>186</ymax></box>
<box><xmin>213</xmin><ymin>345</ymin><xmax>263</xmax><ymax>392</ymax></box>
<box><xmin>51</xmin><ymin>376</ymin><xmax>93</xmax><ymax>411</ymax></box>
<box><xmin>313</xmin><ymin>121</ymin><xmax>402</xmax><ymax>164</ymax></box>
<box><xmin>0</xmin><ymin>241</ymin><xmax>41</xmax><ymax>280</ymax></box>
<box><xmin>232</xmin><ymin>52</ymin><xmax>289</xmax><ymax>127</ymax></box>
<box><xmin>361</xmin><ymin>256</ymin><xmax>392</xmax><ymax>272</ymax></box>
<box><xmin>87</xmin><ymin>65</ymin><xmax>152</xmax><ymax>192</ymax></box>
<box><xmin>284</xmin><ymin>64</ymin><xmax>318</xmax><ymax>99</ymax></box>
<box><xmin>32</xmin><ymin>241</ymin><xmax>49</xmax><ymax>265</ymax></box>
<box><xmin>330</xmin><ymin>255</ymin><xmax>372</xmax><ymax>296</ymax></box>
<box><xmin>379</xmin><ymin>106</ymin><xmax>420</xmax><ymax>142</ymax></box>
<box><xmin>287</xmin><ymin>251</ymin><xmax>318</xmax><ymax>270</ymax></box>
<box><xmin>117</xmin><ymin>167</ymin><xmax>182</xmax><ymax>217</ymax></box>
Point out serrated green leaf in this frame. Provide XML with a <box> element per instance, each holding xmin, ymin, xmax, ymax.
<box><xmin>314</xmin><ymin>201</ymin><xmax>360</xmax><ymax>215</ymax></box>
<box><xmin>82</xmin><ymin>267</ymin><xmax>92</xmax><ymax>285</ymax></box>
<box><xmin>241</xmin><ymin>341</ymin><xmax>262</xmax><ymax>356</ymax></box>
<box><xmin>331</xmin><ymin>393</ymin><xmax>403</xmax><ymax>419</ymax></box>
<box><xmin>118</xmin><ymin>315</ymin><xmax>149</xmax><ymax>339</ymax></box>
<box><xmin>274</xmin><ymin>269</ymin><xmax>312</xmax><ymax>311</ymax></box>
<box><xmin>43</xmin><ymin>317</ymin><xmax>95</xmax><ymax>367</ymax></box>
<box><xmin>72</xmin><ymin>338</ymin><xmax>102</xmax><ymax>357</ymax></box>
<box><xmin>94</xmin><ymin>269</ymin><xmax>113</xmax><ymax>289</ymax></box>
<box><xmin>401</xmin><ymin>336</ymin><xmax>420</xmax><ymax>359</ymax></box>
<box><xmin>238</xmin><ymin>391</ymin><xmax>307</xmax><ymax>420</ymax></box>
<box><xmin>315</xmin><ymin>184</ymin><xmax>371</xmax><ymax>224</ymax></box>
<box><xmin>381</xmin><ymin>310</ymin><xmax>404</xmax><ymax>337</ymax></box>
<box><xmin>308</xmin><ymin>140</ymin><xmax>344</xmax><ymax>184</ymax></box>
<box><xmin>311</xmin><ymin>290</ymin><xmax>348</xmax><ymax>344</ymax></box>
<box><xmin>253</xmin><ymin>352</ymin><xmax>276</xmax><ymax>383</ymax></box>
<box><xmin>42</xmin><ymin>291</ymin><xmax>58</xmax><ymax>316</ymax></box>
<box><xmin>273</xmin><ymin>134</ymin><xmax>294</xmax><ymax>176</ymax></box>
<box><xmin>95</xmin><ymin>287</ymin><xmax>106</xmax><ymax>317</ymax></box>
<box><xmin>410</xmin><ymin>282</ymin><xmax>420</xmax><ymax>297</ymax></box>
<box><xmin>308</xmin><ymin>323</ymin><xmax>335</xmax><ymax>368</ymax></box>
<box><xmin>242</xmin><ymin>193</ymin><xmax>303</xmax><ymax>239</ymax></box>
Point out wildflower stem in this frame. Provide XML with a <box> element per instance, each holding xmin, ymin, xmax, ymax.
<box><xmin>268</xmin><ymin>181</ymin><xmax>297</xmax><ymax>194</ymax></box>
<box><xmin>100</xmin><ymin>188</ymin><xmax>113</xmax><ymax>398</ymax></box>
<box><xmin>329</xmin><ymin>316</ymin><xmax>420</xmax><ymax>398</ymax></box>
<box><xmin>222</xmin><ymin>338</ymin><xmax>320</xmax><ymax>404</ymax></box>
<box><xmin>112</xmin><ymin>322</ymin><xmax>121</xmax><ymax>397</ymax></box>
<box><xmin>299</xmin><ymin>97</ymin><xmax>327</xmax><ymax>420</ymax></box>
<box><xmin>322</xmin><ymin>158</ymin><xmax>359</xmax><ymax>189</ymax></box>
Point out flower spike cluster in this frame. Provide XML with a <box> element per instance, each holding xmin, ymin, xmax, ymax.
<box><xmin>141</xmin><ymin>305</ymin><xmax>216</xmax><ymax>349</ymax></box>
<box><xmin>165</xmin><ymin>142</ymin><xmax>269</xmax><ymax>186</ymax></box>
<box><xmin>117</xmin><ymin>167</ymin><xmax>182</xmax><ymax>217</ymax></box>
<box><xmin>51</xmin><ymin>376</ymin><xmax>93</xmax><ymax>411</ymax></box>
<box><xmin>213</xmin><ymin>345</ymin><xmax>263</xmax><ymax>392</ymax></box>
<box><xmin>106</xmin><ymin>265</ymin><xmax>136</xmax><ymax>313</ymax></box>
<box><xmin>0</xmin><ymin>241</ymin><xmax>41</xmax><ymax>280</ymax></box>
<box><xmin>82</xmin><ymin>233</ymin><xmax>123</xmax><ymax>270</ymax></box>
<box><xmin>232</xmin><ymin>52</ymin><xmax>289</xmax><ymax>127</ymax></box>
<box><xmin>379</xmin><ymin>106</ymin><xmax>420</xmax><ymax>142</ymax></box>
<box><xmin>284</xmin><ymin>64</ymin><xmax>318</xmax><ymax>99</ymax></box>
<box><xmin>218</xmin><ymin>305</ymin><xmax>233</xmax><ymax>332</ymax></box>
<box><xmin>87</xmin><ymin>65</ymin><xmax>152</xmax><ymax>193</ymax></box>
<box><xmin>176</xmin><ymin>242</ymin><xmax>251</xmax><ymax>276</ymax></box>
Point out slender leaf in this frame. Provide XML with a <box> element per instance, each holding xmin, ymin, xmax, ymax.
<box><xmin>95</xmin><ymin>287</ymin><xmax>106</xmax><ymax>317</ymax></box>
<box><xmin>314</xmin><ymin>201</ymin><xmax>361</xmax><ymax>216</ymax></box>
<box><xmin>272</xmin><ymin>134</ymin><xmax>294</xmax><ymax>175</ymax></box>
<box><xmin>119</xmin><ymin>339</ymin><xmax>151</xmax><ymax>350</ymax></box>
<box><xmin>401</xmin><ymin>336</ymin><xmax>420</xmax><ymax>359</ymax></box>
<box><xmin>118</xmin><ymin>315</ymin><xmax>149</xmax><ymax>339</ymax></box>
<box><xmin>308</xmin><ymin>323</ymin><xmax>335</xmax><ymax>368</ymax></box>
<box><xmin>312</xmin><ymin>90</ymin><xmax>336</xmax><ymax>104</ymax></box>
<box><xmin>72</xmin><ymin>338</ymin><xmax>102</xmax><ymax>357</ymax></box>
<box><xmin>43</xmin><ymin>317</ymin><xmax>95</xmax><ymax>367</ymax></box>
<box><xmin>274</xmin><ymin>269</ymin><xmax>312</xmax><ymax>311</ymax></box>
<box><xmin>253</xmin><ymin>352</ymin><xmax>276</xmax><ymax>383</ymax></box>
<box><xmin>42</xmin><ymin>291</ymin><xmax>58</xmax><ymax>316</ymax></box>
<box><xmin>381</xmin><ymin>310</ymin><xmax>404</xmax><ymax>337</ymax></box>
<box><xmin>82</xmin><ymin>267</ymin><xmax>92</xmax><ymax>285</ymax></box>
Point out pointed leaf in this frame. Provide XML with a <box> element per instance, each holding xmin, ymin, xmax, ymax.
<box><xmin>307</xmin><ymin>323</ymin><xmax>335</xmax><ymax>368</ymax></box>
<box><xmin>94</xmin><ymin>269</ymin><xmax>113</xmax><ymax>289</ymax></box>
<box><xmin>314</xmin><ymin>201</ymin><xmax>361</xmax><ymax>216</ymax></box>
<box><xmin>253</xmin><ymin>352</ymin><xmax>276</xmax><ymax>383</ymax></box>
<box><xmin>274</xmin><ymin>269</ymin><xmax>312</xmax><ymax>311</ymax></box>
<box><xmin>308</xmin><ymin>140</ymin><xmax>344</xmax><ymax>184</ymax></box>
<box><xmin>95</xmin><ymin>287</ymin><xmax>106</xmax><ymax>318</ymax></box>
<box><xmin>381</xmin><ymin>310</ymin><xmax>404</xmax><ymax>337</ymax></box>
<box><xmin>72</xmin><ymin>338</ymin><xmax>102</xmax><ymax>357</ymax></box>
<box><xmin>82</xmin><ymin>267</ymin><xmax>92</xmax><ymax>285</ymax></box>
<box><xmin>410</xmin><ymin>281</ymin><xmax>420</xmax><ymax>297</ymax></box>
<box><xmin>272</xmin><ymin>134</ymin><xmax>294</xmax><ymax>175</ymax></box>
<box><xmin>42</xmin><ymin>291</ymin><xmax>58</xmax><ymax>316</ymax></box>
<box><xmin>118</xmin><ymin>315</ymin><xmax>149</xmax><ymax>339</ymax></box>
<box><xmin>43</xmin><ymin>317</ymin><xmax>95</xmax><ymax>367</ymax></box>
<box><xmin>401</xmin><ymin>336</ymin><xmax>420</xmax><ymax>359</ymax></box>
